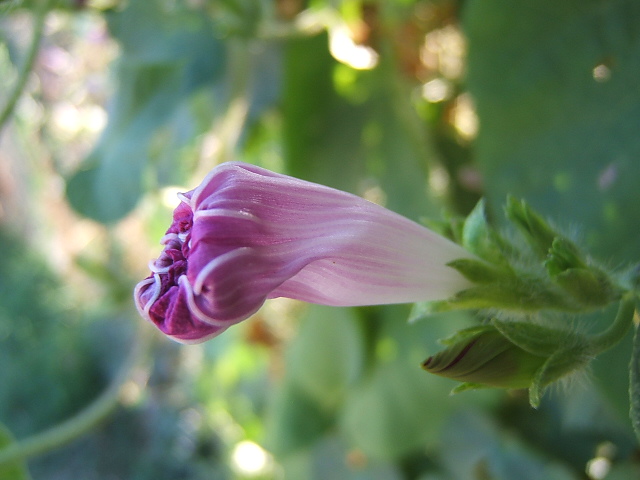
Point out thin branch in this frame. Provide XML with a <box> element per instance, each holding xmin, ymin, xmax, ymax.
<box><xmin>0</xmin><ymin>325</ymin><xmax>150</xmax><ymax>466</ymax></box>
<box><xmin>0</xmin><ymin>0</ymin><xmax>54</xmax><ymax>133</ymax></box>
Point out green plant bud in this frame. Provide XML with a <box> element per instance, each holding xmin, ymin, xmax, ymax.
<box><xmin>505</xmin><ymin>196</ymin><xmax>558</xmax><ymax>258</ymax></box>
<box><xmin>422</xmin><ymin>325</ymin><xmax>547</xmax><ymax>389</ymax></box>
<box><xmin>422</xmin><ymin>322</ymin><xmax>591</xmax><ymax>401</ymax></box>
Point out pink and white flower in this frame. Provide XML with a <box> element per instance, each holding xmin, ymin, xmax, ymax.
<box><xmin>134</xmin><ymin>162</ymin><xmax>472</xmax><ymax>343</ymax></box>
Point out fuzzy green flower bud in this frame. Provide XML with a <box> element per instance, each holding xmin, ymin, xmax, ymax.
<box><xmin>422</xmin><ymin>325</ymin><xmax>546</xmax><ymax>389</ymax></box>
<box><xmin>422</xmin><ymin>321</ymin><xmax>592</xmax><ymax>406</ymax></box>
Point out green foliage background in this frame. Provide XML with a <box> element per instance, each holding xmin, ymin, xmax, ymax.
<box><xmin>1</xmin><ymin>0</ymin><xmax>640</xmax><ymax>478</ymax></box>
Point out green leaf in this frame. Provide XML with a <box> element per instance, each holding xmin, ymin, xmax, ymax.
<box><xmin>341</xmin><ymin>307</ymin><xmax>494</xmax><ymax>460</ymax></box>
<box><xmin>552</xmin><ymin>268</ymin><xmax>620</xmax><ymax>308</ymax></box>
<box><xmin>491</xmin><ymin>320</ymin><xmax>577</xmax><ymax>357</ymax></box>
<box><xmin>447</xmin><ymin>258</ymin><xmax>510</xmax><ymax>284</ymax></box>
<box><xmin>340</xmin><ymin>359</ymin><xmax>454</xmax><ymax>460</ymax></box>
<box><xmin>286</xmin><ymin>306</ymin><xmax>365</xmax><ymax>410</ymax></box>
<box><xmin>0</xmin><ymin>423</ymin><xmax>30</xmax><ymax>480</ymax></box>
<box><xmin>264</xmin><ymin>378</ymin><xmax>333</xmax><ymax>457</ymax></box>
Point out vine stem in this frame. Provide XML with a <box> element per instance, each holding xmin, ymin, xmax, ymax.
<box><xmin>0</xmin><ymin>0</ymin><xmax>54</xmax><ymax>133</ymax></box>
<box><xmin>0</xmin><ymin>325</ymin><xmax>150</xmax><ymax>466</ymax></box>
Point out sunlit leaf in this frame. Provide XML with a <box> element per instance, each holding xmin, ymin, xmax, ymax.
<box><xmin>282</xmin><ymin>33</ymin><xmax>437</xmax><ymax>221</ymax></box>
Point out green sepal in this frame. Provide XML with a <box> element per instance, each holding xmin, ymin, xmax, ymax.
<box><xmin>505</xmin><ymin>196</ymin><xmax>558</xmax><ymax>258</ymax></box>
<box><xmin>427</xmin><ymin>277</ymin><xmax>575</xmax><ymax>313</ymax></box>
<box><xmin>545</xmin><ymin>237</ymin><xmax>587</xmax><ymax>275</ymax></box>
<box><xmin>461</xmin><ymin>199</ymin><xmax>512</xmax><ymax>263</ymax></box>
<box><xmin>450</xmin><ymin>383</ymin><xmax>490</xmax><ymax>394</ymax></box>
<box><xmin>545</xmin><ymin>238</ymin><xmax>621</xmax><ymax>307</ymax></box>
<box><xmin>491</xmin><ymin>319</ymin><xmax>592</xmax><ymax>407</ymax></box>
<box><xmin>552</xmin><ymin>268</ymin><xmax>621</xmax><ymax>308</ymax></box>
<box><xmin>438</xmin><ymin>325</ymin><xmax>495</xmax><ymax>346</ymax></box>
<box><xmin>447</xmin><ymin>258</ymin><xmax>511</xmax><ymax>284</ymax></box>
<box><xmin>421</xmin><ymin>215</ymin><xmax>465</xmax><ymax>245</ymax></box>
<box><xmin>527</xmin><ymin>345</ymin><xmax>591</xmax><ymax>408</ymax></box>
<box><xmin>491</xmin><ymin>319</ymin><xmax>581</xmax><ymax>357</ymax></box>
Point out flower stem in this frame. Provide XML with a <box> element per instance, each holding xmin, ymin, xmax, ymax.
<box><xmin>590</xmin><ymin>292</ymin><xmax>637</xmax><ymax>355</ymax></box>
<box><xmin>0</xmin><ymin>0</ymin><xmax>54</xmax><ymax>133</ymax></box>
<box><xmin>0</xmin><ymin>325</ymin><xmax>150</xmax><ymax>466</ymax></box>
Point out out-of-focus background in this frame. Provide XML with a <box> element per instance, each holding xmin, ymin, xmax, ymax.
<box><xmin>2</xmin><ymin>0</ymin><xmax>640</xmax><ymax>478</ymax></box>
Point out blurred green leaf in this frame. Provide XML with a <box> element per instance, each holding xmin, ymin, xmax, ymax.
<box><xmin>465</xmin><ymin>0</ymin><xmax>640</xmax><ymax>262</ymax></box>
<box><xmin>282</xmin><ymin>33</ymin><xmax>368</xmax><ymax>192</ymax></box>
<box><xmin>66</xmin><ymin>0</ymin><xmax>225</xmax><ymax>223</ymax></box>
<box><xmin>286</xmin><ymin>306</ymin><xmax>365</xmax><ymax>411</ymax></box>
<box><xmin>282</xmin><ymin>33</ymin><xmax>437</xmax><ymax>221</ymax></box>
<box><xmin>439</xmin><ymin>410</ymin><xmax>578</xmax><ymax>480</ymax></box>
<box><xmin>0</xmin><ymin>423</ymin><xmax>30</xmax><ymax>480</ymax></box>
<box><xmin>265</xmin><ymin>378</ymin><xmax>333</xmax><ymax>457</ymax></box>
<box><xmin>340</xmin><ymin>359</ymin><xmax>453</xmax><ymax>460</ymax></box>
<box><xmin>0</xmin><ymin>229</ymin><xmax>107</xmax><ymax>438</ymax></box>
<box><xmin>281</xmin><ymin>434</ymin><xmax>403</xmax><ymax>480</ymax></box>
<box><xmin>340</xmin><ymin>307</ymin><xmax>489</xmax><ymax>460</ymax></box>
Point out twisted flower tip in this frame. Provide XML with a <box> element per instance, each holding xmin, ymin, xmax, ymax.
<box><xmin>134</xmin><ymin>162</ymin><xmax>473</xmax><ymax>344</ymax></box>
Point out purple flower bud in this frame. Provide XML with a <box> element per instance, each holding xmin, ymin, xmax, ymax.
<box><xmin>134</xmin><ymin>162</ymin><xmax>473</xmax><ymax>343</ymax></box>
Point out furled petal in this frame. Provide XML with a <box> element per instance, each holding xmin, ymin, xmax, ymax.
<box><xmin>134</xmin><ymin>162</ymin><xmax>473</xmax><ymax>343</ymax></box>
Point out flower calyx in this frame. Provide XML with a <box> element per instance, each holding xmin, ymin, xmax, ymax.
<box><xmin>420</xmin><ymin>198</ymin><xmax>625</xmax><ymax>316</ymax></box>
